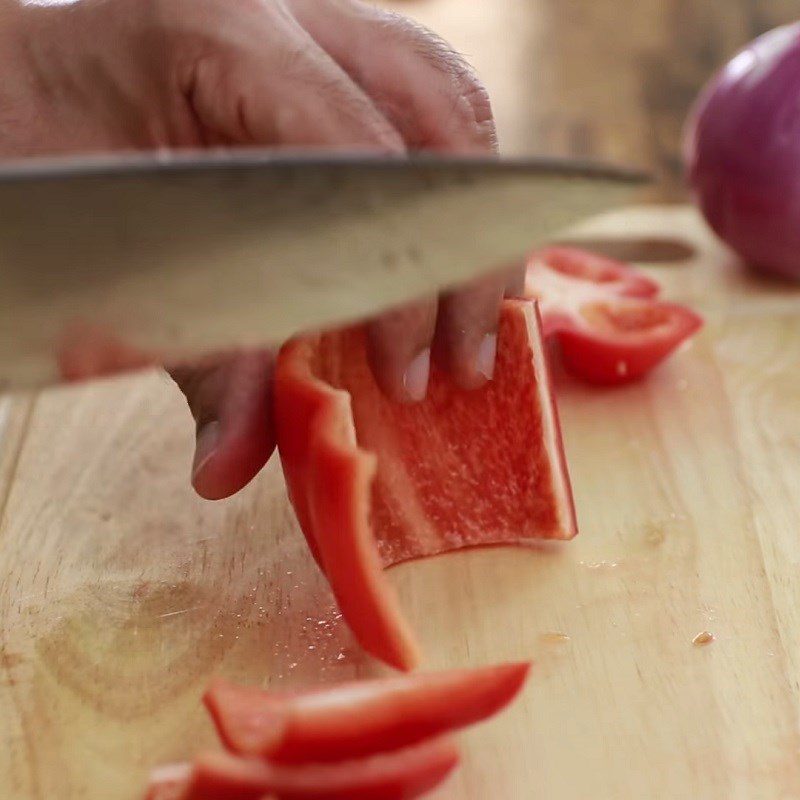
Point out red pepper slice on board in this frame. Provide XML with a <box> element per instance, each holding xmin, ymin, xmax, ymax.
<box><xmin>146</xmin><ymin>738</ymin><xmax>459</xmax><ymax>800</ymax></box>
<box><xmin>274</xmin><ymin>299</ymin><xmax>576</xmax><ymax>670</ymax></box>
<box><xmin>204</xmin><ymin>662</ymin><xmax>530</xmax><ymax>763</ymax></box>
<box><xmin>525</xmin><ymin>247</ymin><xmax>703</xmax><ymax>385</ymax></box>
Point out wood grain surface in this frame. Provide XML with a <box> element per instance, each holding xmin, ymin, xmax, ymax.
<box><xmin>3</xmin><ymin>2</ymin><xmax>800</xmax><ymax>799</ymax></box>
<box><xmin>380</xmin><ymin>0</ymin><xmax>797</xmax><ymax>199</ymax></box>
<box><xmin>3</xmin><ymin>204</ymin><xmax>800</xmax><ymax>799</ymax></box>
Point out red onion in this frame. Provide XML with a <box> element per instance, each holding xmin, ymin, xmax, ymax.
<box><xmin>684</xmin><ymin>22</ymin><xmax>800</xmax><ymax>281</ymax></box>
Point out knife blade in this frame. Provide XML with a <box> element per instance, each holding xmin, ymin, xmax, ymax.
<box><xmin>0</xmin><ymin>151</ymin><xmax>647</xmax><ymax>391</ymax></box>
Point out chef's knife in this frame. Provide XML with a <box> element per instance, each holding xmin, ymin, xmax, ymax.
<box><xmin>0</xmin><ymin>151</ymin><xmax>647</xmax><ymax>391</ymax></box>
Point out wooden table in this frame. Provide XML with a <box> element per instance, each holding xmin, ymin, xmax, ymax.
<box><xmin>383</xmin><ymin>0</ymin><xmax>797</xmax><ymax>199</ymax></box>
<box><xmin>2</xmin><ymin>3</ymin><xmax>800</xmax><ymax>799</ymax></box>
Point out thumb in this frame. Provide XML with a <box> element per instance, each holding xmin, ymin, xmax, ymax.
<box><xmin>169</xmin><ymin>350</ymin><xmax>276</xmax><ymax>500</ymax></box>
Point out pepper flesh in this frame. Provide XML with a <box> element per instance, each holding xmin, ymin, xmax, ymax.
<box><xmin>526</xmin><ymin>247</ymin><xmax>703</xmax><ymax>385</ymax></box>
<box><xmin>204</xmin><ymin>662</ymin><xmax>530</xmax><ymax>762</ymax></box>
<box><xmin>274</xmin><ymin>299</ymin><xmax>576</xmax><ymax>670</ymax></box>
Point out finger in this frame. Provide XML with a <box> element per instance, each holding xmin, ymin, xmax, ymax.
<box><xmin>182</xmin><ymin>4</ymin><xmax>404</xmax><ymax>150</ymax></box>
<box><xmin>366</xmin><ymin>297</ymin><xmax>438</xmax><ymax>403</ymax></box>
<box><xmin>168</xmin><ymin>350</ymin><xmax>276</xmax><ymax>500</ymax></box>
<box><xmin>503</xmin><ymin>261</ymin><xmax>527</xmax><ymax>298</ymax></box>
<box><xmin>288</xmin><ymin>0</ymin><xmax>497</xmax><ymax>152</ymax></box>
<box><xmin>435</xmin><ymin>263</ymin><xmax>525</xmax><ymax>390</ymax></box>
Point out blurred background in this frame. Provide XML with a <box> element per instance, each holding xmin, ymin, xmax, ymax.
<box><xmin>378</xmin><ymin>0</ymin><xmax>797</xmax><ymax>199</ymax></box>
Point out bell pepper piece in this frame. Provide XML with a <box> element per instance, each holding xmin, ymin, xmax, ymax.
<box><xmin>526</xmin><ymin>247</ymin><xmax>703</xmax><ymax>384</ymax></box>
<box><xmin>204</xmin><ymin>661</ymin><xmax>530</xmax><ymax>762</ymax></box>
<box><xmin>274</xmin><ymin>299</ymin><xmax>576</xmax><ymax>670</ymax></box>
<box><xmin>274</xmin><ymin>344</ymin><xmax>420</xmax><ymax>669</ymax></box>
<box><xmin>146</xmin><ymin>738</ymin><xmax>458</xmax><ymax>800</ymax></box>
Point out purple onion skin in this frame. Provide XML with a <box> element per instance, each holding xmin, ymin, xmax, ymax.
<box><xmin>685</xmin><ymin>22</ymin><xmax>800</xmax><ymax>281</ymax></box>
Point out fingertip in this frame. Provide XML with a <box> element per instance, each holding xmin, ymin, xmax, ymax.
<box><xmin>191</xmin><ymin>426</ymin><xmax>276</xmax><ymax>501</ymax></box>
<box><xmin>476</xmin><ymin>332</ymin><xmax>497</xmax><ymax>382</ymax></box>
<box><xmin>191</xmin><ymin>420</ymin><xmax>222</xmax><ymax>493</ymax></box>
<box><xmin>435</xmin><ymin>272</ymin><xmax>505</xmax><ymax>391</ymax></box>
<box><xmin>191</xmin><ymin>457</ymin><xmax>233</xmax><ymax>501</ymax></box>
<box><xmin>367</xmin><ymin>299</ymin><xmax>437</xmax><ymax>404</ymax></box>
<box><xmin>369</xmin><ymin>342</ymin><xmax>431</xmax><ymax>404</ymax></box>
<box><xmin>441</xmin><ymin>333</ymin><xmax>496</xmax><ymax>391</ymax></box>
<box><xmin>402</xmin><ymin>347</ymin><xmax>431</xmax><ymax>403</ymax></box>
<box><xmin>173</xmin><ymin>350</ymin><xmax>277</xmax><ymax>501</ymax></box>
<box><xmin>192</xmin><ymin>421</ymin><xmax>220</xmax><ymax>473</ymax></box>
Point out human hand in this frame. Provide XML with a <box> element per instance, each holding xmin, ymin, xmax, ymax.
<box><xmin>1</xmin><ymin>0</ymin><xmax>523</xmax><ymax>498</ymax></box>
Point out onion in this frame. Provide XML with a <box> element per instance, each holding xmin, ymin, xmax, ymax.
<box><xmin>684</xmin><ymin>22</ymin><xmax>800</xmax><ymax>281</ymax></box>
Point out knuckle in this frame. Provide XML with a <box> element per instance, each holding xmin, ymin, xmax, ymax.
<box><xmin>274</xmin><ymin>37</ymin><xmax>320</xmax><ymax>83</ymax></box>
<box><xmin>268</xmin><ymin>29</ymin><xmax>403</xmax><ymax>149</ymax></box>
<box><xmin>373</xmin><ymin>12</ymin><xmax>497</xmax><ymax>150</ymax></box>
<box><xmin>309</xmin><ymin>78</ymin><xmax>402</xmax><ymax>150</ymax></box>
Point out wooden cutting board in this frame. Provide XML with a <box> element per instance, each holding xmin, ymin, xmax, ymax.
<box><xmin>1</xmin><ymin>205</ymin><xmax>799</xmax><ymax>800</ymax></box>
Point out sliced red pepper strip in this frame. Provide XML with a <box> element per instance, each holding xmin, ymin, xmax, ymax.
<box><xmin>147</xmin><ymin>738</ymin><xmax>459</xmax><ymax>800</ymax></box>
<box><xmin>274</xmin><ymin>299</ymin><xmax>576</xmax><ymax>670</ymax></box>
<box><xmin>270</xmin><ymin>335</ymin><xmax>328</xmax><ymax>567</ymax></box>
<box><xmin>530</xmin><ymin>246</ymin><xmax>660</xmax><ymax>305</ymax></box>
<box><xmin>204</xmin><ymin>661</ymin><xmax>530</xmax><ymax>763</ymax></box>
<box><xmin>275</xmin><ymin>346</ymin><xmax>419</xmax><ymax>669</ymax></box>
<box><xmin>526</xmin><ymin>247</ymin><xmax>703</xmax><ymax>384</ymax></box>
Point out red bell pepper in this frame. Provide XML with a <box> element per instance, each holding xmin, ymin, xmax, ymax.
<box><xmin>275</xmin><ymin>299</ymin><xmax>576</xmax><ymax>670</ymax></box>
<box><xmin>204</xmin><ymin>662</ymin><xmax>530</xmax><ymax>763</ymax></box>
<box><xmin>525</xmin><ymin>247</ymin><xmax>703</xmax><ymax>384</ymax></box>
<box><xmin>274</xmin><ymin>342</ymin><xmax>420</xmax><ymax>670</ymax></box>
<box><xmin>146</xmin><ymin>738</ymin><xmax>459</xmax><ymax>800</ymax></box>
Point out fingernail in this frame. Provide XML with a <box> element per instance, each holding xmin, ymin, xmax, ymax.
<box><xmin>402</xmin><ymin>348</ymin><xmax>430</xmax><ymax>402</ymax></box>
<box><xmin>476</xmin><ymin>333</ymin><xmax>497</xmax><ymax>381</ymax></box>
<box><xmin>192</xmin><ymin>419</ymin><xmax>221</xmax><ymax>484</ymax></box>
